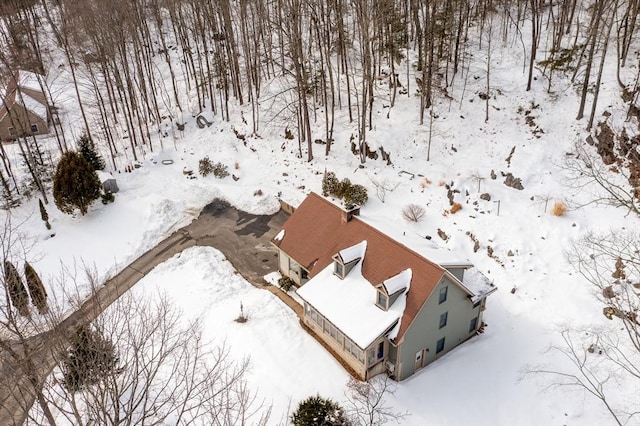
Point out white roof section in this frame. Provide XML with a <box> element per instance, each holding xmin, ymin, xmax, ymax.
<box><xmin>96</xmin><ymin>171</ymin><xmax>115</xmax><ymax>183</ymax></box>
<box><xmin>382</xmin><ymin>268</ymin><xmax>412</xmax><ymax>295</ymax></box>
<box><xmin>338</xmin><ymin>240</ymin><xmax>366</xmax><ymax>263</ymax></box>
<box><xmin>357</xmin><ymin>211</ymin><xmax>472</xmax><ymax>267</ymax></box>
<box><xmin>297</xmin><ymin>255</ymin><xmax>408</xmax><ymax>349</ymax></box>
<box><xmin>461</xmin><ymin>267</ymin><xmax>497</xmax><ymax>302</ymax></box>
<box><xmin>17</xmin><ymin>70</ymin><xmax>44</xmax><ymax>92</ymax></box>
<box><xmin>17</xmin><ymin>92</ymin><xmax>47</xmax><ymax>120</ymax></box>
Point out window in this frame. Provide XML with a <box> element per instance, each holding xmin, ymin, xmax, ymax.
<box><xmin>439</xmin><ymin>286</ymin><xmax>448</xmax><ymax>304</ymax></box>
<box><xmin>367</xmin><ymin>347</ymin><xmax>376</xmax><ymax>365</ymax></box>
<box><xmin>30</xmin><ymin>123</ymin><xmax>39</xmax><ymax>133</ymax></box>
<box><xmin>376</xmin><ymin>291</ymin><xmax>388</xmax><ymax>310</ymax></box>
<box><xmin>436</xmin><ymin>337</ymin><xmax>445</xmax><ymax>354</ymax></box>
<box><xmin>338</xmin><ymin>333</ymin><xmax>344</xmax><ymax>347</ymax></box>
<box><xmin>8</xmin><ymin>127</ymin><xmax>16</xmax><ymax>137</ymax></box>
<box><xmin>334</xmin><ymin>261</ymin><xmax>344</xmax><ymax>277</ymax></box>
<box><xmin>469</xmin><ymin>317</ymin><xmax>478</xmax><ymax>333</ymax></box>
<box><xmin>439</xmin><ymin>311</ymin><xmax>448</xmax><ymax>329</ymax></box>
<box><xmin>377</xmin><ymin>341</ymin><xmax>384</xmax><ymax>360</ymax></box>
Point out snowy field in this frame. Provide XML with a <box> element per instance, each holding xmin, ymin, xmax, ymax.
<box><xmin>3</xmin><ymin>20</ymin><xmax>639</xmax><ymax>426</ymax></box>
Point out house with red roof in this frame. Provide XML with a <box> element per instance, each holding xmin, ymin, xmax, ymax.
<box><xmin>0</xmin><ymin>70</ymin><xmax>49</xmax><ymax>142</ymax></box>
<box><xmin>271</xmin><ymin>192</ymin><xmax>496</xmax><ymax>381</ymax></box>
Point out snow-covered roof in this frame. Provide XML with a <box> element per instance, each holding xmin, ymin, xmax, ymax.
<box><xmin>297</xmin><ymin>256</ymin><xmax>408</xmax><ymax>349</ymax></box>
<box><xmin>382</xmin><ymin>268</ymin><xmax>412</xmax><ymax>295</ymax></box>
<box><xmin>17</xmin><ymin>70</ymin><xmax>43</xmax><ymax>92</ymax></box>
<box><xmin>338</xmin><ymin>240</ymin><xmax>366</xmax><ymax>263</ymax></box>
<box><xmin>96</xmin><ymin>171</ymin><xmax>115</xmax><ymax>183</ymax></box>
<box><xmin>359</xmin><ymin>211</ymin><xmax>472</xmax><ymax>267</ymax></box>
<box><xmin>274</xmin><ymin>229</ymin><xmax>285</xmax><ymax>242</ymax></box>
<box><xmin>461</xmin><ymin>267</ymin><xmax>497</xmax><ymax>302</ymax></box>
<box><xmin>17</xmin><ymin>93</ymin><xmax>47</xmax><ymax>120</ymax></box>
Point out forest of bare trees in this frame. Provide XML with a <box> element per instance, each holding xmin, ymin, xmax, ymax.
<box><xmin>0</xmin><ymin>0</ymin><xmax>638</xmax><ymax>206</ymax></box>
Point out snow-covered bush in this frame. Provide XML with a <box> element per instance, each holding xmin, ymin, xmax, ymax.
<box><xmin>322</xmin><ymin>171</ymin><xmax>340</xmax><ymax>196</ymax></box>
<box><xmin>278</xmin><ymin>276</ymin><xmax>295</xmax><ymax>291</ymax></box>
<box><xmin>322</xmin><ymin>172</ymin><xmax>368</xmax><ymax>206</ymax></box>
<box><xmin>212</xmin><ymin>162</ymin><xmax>230</xmax><ymax>179</ymax></box>
<box><xmin>344</xmin><ymin>183</ymin><xmax>368</xmax><ymax>205</ymax></box>
<box><xmin>199</xmin><ymin>156</ymin><xmax>214</xmax><ymax>176</ymax></box>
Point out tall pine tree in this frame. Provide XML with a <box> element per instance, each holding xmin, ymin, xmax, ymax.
<box><xmin>4</xmin><ymin>260</ymin><xmax>30</xmax><ymax>317</ymax></box>
<box><xmin>24</xmin><ymin>262</ymin><xmax>48</xmax><ymax>314</ymax></box>
<box><xmin>77</xmin><ymin>134</ymin><xmax>105</xmax><ymax>171</ymax></box>
<box><xmin>53</xmin><ymin>151</ymin><xmax>101</xmax><ymax>215</ymax></box>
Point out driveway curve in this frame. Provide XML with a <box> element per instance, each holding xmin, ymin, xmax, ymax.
<box><xmin>0</xmin><ymin>199</ymin><xmax>291</xmax><ymax>425</ymax></box>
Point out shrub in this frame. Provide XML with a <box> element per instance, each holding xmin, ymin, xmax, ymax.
<box><xmin>337</xmin><ymin>178</ymin><xmax>352</xmax><ymax>199</ymax></box>
<box><xmin>403</xmin><ymin>204</ymin><xmax>426</xmax><ymax>222</ymax></box>
<box><xmin>344</xmin><ymin>183</ymin><xmax>368</xmax><ymax>206</ymax></box>
<box><xmin>212</xmin><ymin>162</ymin><xmax>230</xmax><ymax>178</ymax></box>
<box><xmin>450</xmin><ymin>202</ymin><xmax>462</xmax><ymax>214</ymax></box>
<box><xmin>199</xmin><ymin>156</ymin><xmax>214</xmax><ymax>177</ymax></box>
<box><xmin>101</xmin><ymin>192</ymin><xmax>115</xmax><ymax>205</ymax></box>
<box><xmin>278</xmin><ymin>276</ymin><xmax>295</xmax><ymax>291</ymax></box>
<box><xmin>552</xmin><ymin>201</ymin><xmax>566</xmax><ymax>216</ymax></box>
<box><xmin>291</xmin><ymin>395</ymin><xmax>350</xmax><ymax>426</ymax></box>
<box><xmin>322</xmin><ymin>172</ymin><xmax>368</xmax><ymax>206</ymax></box>
<box><xmin>322</xmin><ymin>171</ymin><xmax>340</xmax><ymax>196</ymax></box>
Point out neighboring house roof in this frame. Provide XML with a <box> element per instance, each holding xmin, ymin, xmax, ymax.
<box><xmin>16</xmin><ymin>70</ymin><xmax>43</xmax><ymax>92</ymax></box>
<box><xmin>297</xmin><ymin>240</ymin><xmax>410</xmax><ymax>349</ymax></box>
<box><xmin>0</xmin><ymin>70</ymin><xmax>47</xmax><ymax>123</ymax></box>
<box><xmin>273</xmin><ymin>192</ymin><xmax>460</xmax><ymax>344</ymax></box>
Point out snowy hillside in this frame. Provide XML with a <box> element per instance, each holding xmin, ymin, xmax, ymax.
<box><xmin>1</xmin><ymin>0</ymin><xmax>640</xmax><ymax>424</ymax></box>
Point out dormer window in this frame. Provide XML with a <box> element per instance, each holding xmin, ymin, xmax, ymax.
<box><xmin>333</xmin><ymin>255</ymin><xmax>359</xmax><ymax>279</ymax></box>
<box><xmin>376</xmin><ymin>290</ymin><xmax>388</xmax><ymax>310</ymax></box>
<box><xmin>332</xmin><ymin>241</ymin><xmax>366</xmax><ymax>279</ymax></box>
<box><xmin>376</xmin><ymin>269</ymin><xmax>412</xmax><ymax>311</ymax></box>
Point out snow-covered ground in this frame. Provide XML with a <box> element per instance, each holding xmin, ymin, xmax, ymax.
<box><xmin>3</xmin><ymin>17</ymin><xmax>639</xmax><ymax>425</ymax></box>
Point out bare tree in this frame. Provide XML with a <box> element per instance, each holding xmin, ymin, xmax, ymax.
<box><xmin>344</xmin><ymin>376</ymin><xmax>406</xmax><ymax>426</ymax></box>
<box><xmin>564</xmin><ymin>142</ymin><xmax>640</xmax><ymax>216</ymax></box>
<box><xmin>529</xmin><ymin>230</ymin><xmax>640</xmax><ymax>425</ymax></box>
<box><xmin>35</xmin><ymin>289</ymin><xmax>270</xmax><ymax>425</ymax></box>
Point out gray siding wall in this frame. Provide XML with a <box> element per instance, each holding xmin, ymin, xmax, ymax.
<box><xmin>396</xmin><ymin>276</ymin><xmax>481</xmax><ymax>381</ymax></box>
<box><xmin>446</xmin><ymin>267</ymin><xmax>465</xmax><ymax>282</ymax></box>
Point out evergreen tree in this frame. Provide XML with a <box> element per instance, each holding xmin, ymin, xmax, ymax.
<box><xmin>77</xmin><ymin>134</ymin><xmax>105</xmax><ymax>171</ymax></box>
<box><xmin>24</xmin><ymin>261</ymin><xmax>48</xmax><ymax>314</ymax></box>
<box><xmin>0</xmin><ymin>169</ymin><xmax>20</xmax><ymax>209</ymax></box>
<box><xmin>53</xmin><ymin>151</ymin><xmax>101</xmax><ymax>215</ymax></box>
<box><xmin>291</xmin><ymin>395</ymin><xmax>350</xmax><ymax>426</ymax></box>
<box><xmin>38</xmin><ymin>198</ymin><xmax>51</xmax><ymax>229</ymax></box>
<box><xmin>62</xmin><ymin>325</ymin><xmax>119</xmax><ymax>392</ymax></box>
<box><xmin>4</xmin><ymin>260</ymin><xmax>30</xmax><ymax>317</ymax></box>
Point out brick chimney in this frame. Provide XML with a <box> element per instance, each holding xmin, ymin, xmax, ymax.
<box><xmin>341</xmin><ymin>204</ymin><xmax>361</xmax><ymax>223</ymax></box>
